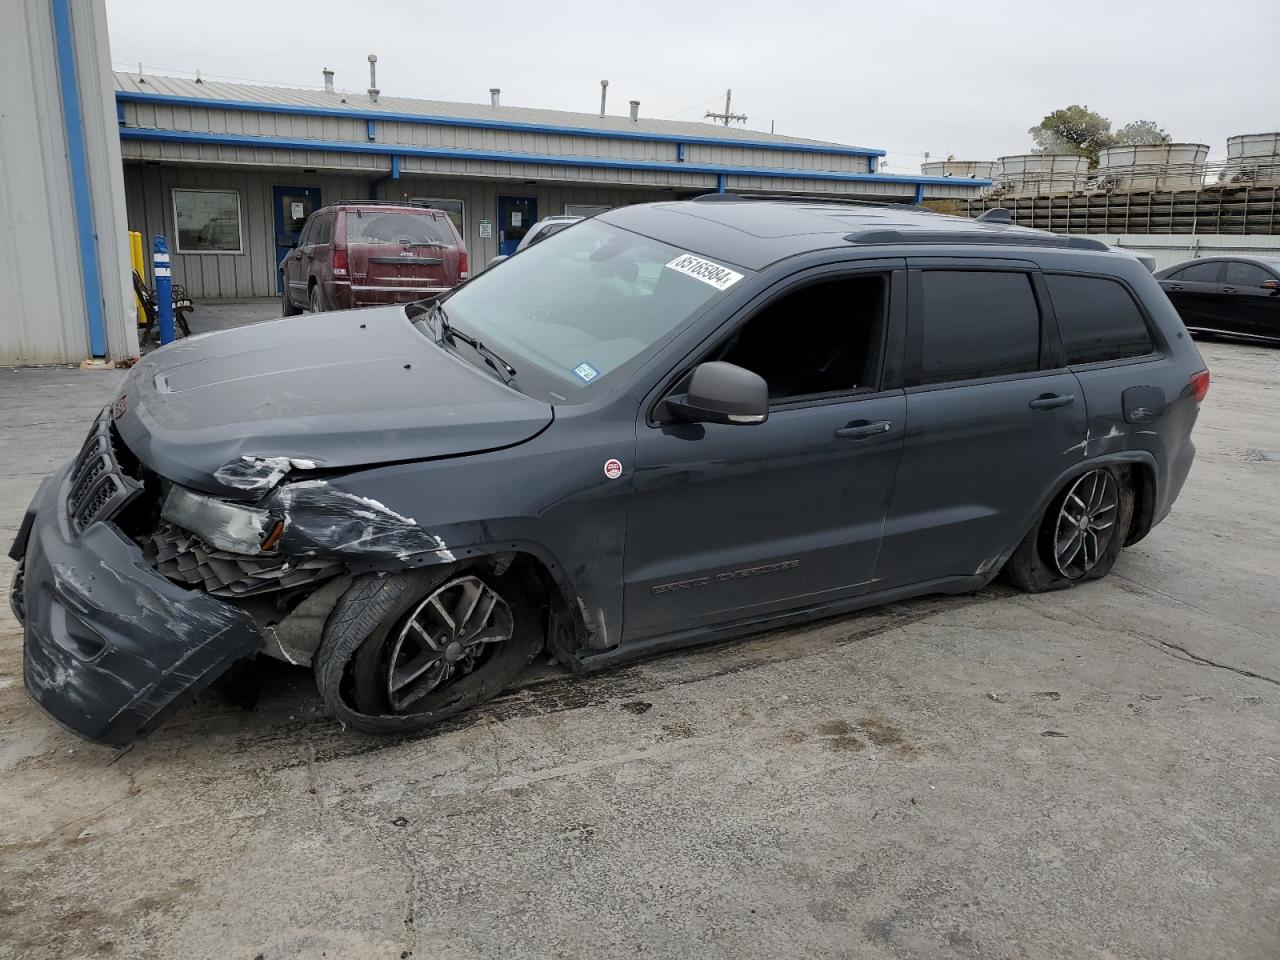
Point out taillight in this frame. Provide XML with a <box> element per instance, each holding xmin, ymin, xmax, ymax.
<box><xmin>332</xmin><ymin>248</ymin><xmax>349</xmax><ymax>276</ymax></box>
<box><xmin>458</xmin><ymin>251</ymin><xmax>470</xmax><ymax>282</ymax></box>
<box><xmin>1190</xmin><ymin>369</ymin><xmax>1210</xmax><ymax>404</ymax></box>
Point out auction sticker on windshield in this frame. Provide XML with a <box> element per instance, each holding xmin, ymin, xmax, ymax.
<box><xmin>665</xmin><ymin>254</ymin><xmax>744</xmax><ymax>291</ymax></box>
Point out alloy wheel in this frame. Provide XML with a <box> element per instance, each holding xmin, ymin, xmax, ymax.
<box><xmin>1051</xmin><ymin>469</ymin><xmax>1120</xmax><ymax>579</ymax></box>
<box><xmin>382</xmin><ymin>575</ymin><xmax>514</xmax><ymax>711</ymax></box>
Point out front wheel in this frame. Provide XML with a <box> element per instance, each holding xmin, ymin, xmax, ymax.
<box><xmin>1004</xmin><ymin>466</ymin><xmax>1135</xmax><ymax>593</ymax></box>
<box><xmin>281</xmin><ymin>277</ymin><xmax>301</xmax><ymax>316</ymax></box>
<box><xmin>314</xmin><ymin>567</ymin><xmax>542</xmax><ymax>734</ymax></box>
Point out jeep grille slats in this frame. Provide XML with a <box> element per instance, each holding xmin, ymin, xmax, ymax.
<box><xmin>66</xmin><ymin>408</ymin><xmax>143</xmax><ymax>534</ymax></box>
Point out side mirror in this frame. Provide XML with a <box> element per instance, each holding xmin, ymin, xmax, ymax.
<box><xmin>1262</xmin><ymin>279</ymin><xmax>1278</xmax><ymax>290</ymax></box>
<box><xmin>666</xmin><ymin>361</ymin><xmax>768</xmax><ymax>425</ymax></box>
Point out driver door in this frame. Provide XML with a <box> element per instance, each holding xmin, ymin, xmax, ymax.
<box><xmin>621</xmin><ymin>262</ymin><xmax>907</xmax><ymax>642</ymax></box>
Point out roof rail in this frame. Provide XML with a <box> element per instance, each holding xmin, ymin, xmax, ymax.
<box><xmin>689</xmin><ymin>192</ymin><xmax>918</xmax><ymax>209</ymax></box>
<box><xmin>845</xmin><ymin>229</ymin><xmax>1110</xmax><ymax>252</ymax></box>
<box><xmin>323</xmin><ymin>198</ymin><xmax>442</xmax><ymax>209</ymax></box>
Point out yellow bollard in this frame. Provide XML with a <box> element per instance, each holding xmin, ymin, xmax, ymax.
<box><xmin>129</xmin><ymin>230</ymin><xmax>146</xmax><ymax>328</ymax></box>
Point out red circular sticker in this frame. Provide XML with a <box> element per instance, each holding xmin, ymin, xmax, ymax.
<box><xmin>603</xmin><ymin>458</ymin><xmax>623</xmax><ymax>480</ymax></box>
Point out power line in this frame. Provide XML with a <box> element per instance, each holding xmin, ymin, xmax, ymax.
<box><xmin>705</xmin><ymin>89</ymin><xmax>747</xmax><ymax>127</ymax></box>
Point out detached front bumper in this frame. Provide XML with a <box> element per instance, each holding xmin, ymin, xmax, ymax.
<box><xmin>11</xmin><ymin>464</ymin><xmax>263</xmax><ymax>747</ymax></box>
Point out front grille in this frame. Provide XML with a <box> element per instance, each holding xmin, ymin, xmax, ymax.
<box><xmin>143</xmin><ymin>523</ymin><xmax>342</xmax><ymax>598</ymax></box>
<box><xmin>66</xmin><ymin>408</ymin><xmax>142</xmax><ymax>534</ymax></box>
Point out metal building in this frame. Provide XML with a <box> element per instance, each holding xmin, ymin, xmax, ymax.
<box><xmin>115</xmin><ymin>71</ymin><xmax>990</xmax><ymax>299</ymax></box>
<box><xmin>1</xmin><ymin>0</ymin><xmax>137</xmax><ymax>365</ymax></box>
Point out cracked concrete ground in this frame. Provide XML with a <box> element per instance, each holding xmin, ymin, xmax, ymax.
<box><xmin>1</xmin><ymin>339</ymin><xmax>1278</xmax><ymax>960</ymax></box>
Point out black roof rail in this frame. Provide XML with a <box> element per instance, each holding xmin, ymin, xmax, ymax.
<box><xmin>845</xmin><ymin>230</ymin><xmax>1111</xmax><ymax>252</ymax></box>
<box><xmin>322</xmin><ymin>198</ymin><xmax>443</xmax><ymax>209</ymax></box>
<box><xmin>689</xmin><ymin>192</ymin><xmax>919</xmax><ymax>209</ymax></box>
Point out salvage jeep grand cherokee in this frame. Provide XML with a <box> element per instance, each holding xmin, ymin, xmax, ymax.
<box><xmin>10</xmin><ymin>198</ymin><xmax>1209</xmax><ymax>746</ymax></box>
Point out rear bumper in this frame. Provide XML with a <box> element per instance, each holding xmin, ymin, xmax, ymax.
<box><xmin>340</xmin><ymin>281</ymin><xmax>455</xmax><ymax>308</ymax></box>
<box><xmin>12</xmin><ymin>465</ymin><xmax>263</xmax><ymax>747</ymax></box>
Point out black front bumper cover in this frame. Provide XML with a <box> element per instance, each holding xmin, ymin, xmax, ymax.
<box><xmin>12</xmin><ymin>466</ymin><xmax>264</xmax><ymax>747</ymax></box>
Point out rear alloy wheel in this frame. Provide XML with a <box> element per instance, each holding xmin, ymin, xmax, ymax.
<box><xmin>314</xmin><ymin>566</ymin><xmax>542</xmax><ymax>734</ymax></box>
<box><xmin>1050</xmin><ymin>470</ymin><xmax>1119</xmax><ymax>579</ymax></box>
<box><xmin>309</xmin><ymin>284</ymin><xmax>323</xmax><ymax>313</ymax></box>
<box><xmin>1003</xmin><ymin>466</ymin><xmax>1134</xmax><ymax>593</ymax></box>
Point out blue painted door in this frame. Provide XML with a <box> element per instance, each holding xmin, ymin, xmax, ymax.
<box><xmin>272</xmin><ymin>185</ymin><xmax>322</xmax><ymax>292</ymax></box>
<box><xmin>497</xmin><ymin>196</ymin><xmax>537</xmax><ymax>256</ymax></box>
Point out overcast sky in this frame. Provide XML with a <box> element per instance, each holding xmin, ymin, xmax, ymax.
<box><xmin>106</xmin><ymin>0</ymin><xmax>1279</xmax><ymax>171</ymax></box>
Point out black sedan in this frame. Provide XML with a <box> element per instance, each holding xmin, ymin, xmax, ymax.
<box><xmin>1155</xmin><ymin>256</ymin><xmax>1280</xmax><ymax>343</ymax></box>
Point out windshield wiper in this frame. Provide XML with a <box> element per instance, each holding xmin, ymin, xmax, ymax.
<box><xmin>432</xmin><ymin>303</ymin><xmax>518</xmax><ymax>384</ymax></box>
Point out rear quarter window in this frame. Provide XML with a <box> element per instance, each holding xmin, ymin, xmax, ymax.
<box><xmin>1046</xmin><ymin>274</ymin><xmax>1155</xmax><ymax>365</ymax></box>
<box><xmin>918</xmin><ymin>270</ymin><xmax>1040</xmax><ymax>384</ymax></box>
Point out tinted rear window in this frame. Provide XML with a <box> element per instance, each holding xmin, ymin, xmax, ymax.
<box><xmin>1047</xmin><ymin>274</ymin><xmax>1154</xmax><ymax>365</ymax></box>
<box><xmin>1173</xmin><ymin>262</ymin><xmax>1222</xmax><ymax>282</ymax></box>
<box><xmin>919</xmin><ymin>271</ymin><xmax>1040</xmax><ymax>384</ymax></box>
<box><xmin>346</xmin><ymin>210</ymin><xmax>456</xmax><ymax>245</ymax></box>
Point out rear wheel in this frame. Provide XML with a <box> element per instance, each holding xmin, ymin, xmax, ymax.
<box><xmin>1004</xmin><ymin>466</ymin><xmax>1134</xmax><ymax>593</ymax></box>
<box><xmin>314</xmin><ymin>567</ymin><xmax>542</xmax><ymax>734</ymax></box>
<box><xmin>309</xmin><ymin>284</ymin><xmax>323</xmax><ymax>313</ymax></box>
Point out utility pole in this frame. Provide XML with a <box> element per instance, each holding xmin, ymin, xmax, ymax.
<box><xmin>705</xmin><ymin>88</ymin><xmax>747</xmax><ymax>127</ymax></box>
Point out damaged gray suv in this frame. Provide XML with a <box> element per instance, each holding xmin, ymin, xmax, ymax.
<box><xmin>11</xmin><ymin>198</ymin><xmax>1209</xmax><ymax>747</ymax></box>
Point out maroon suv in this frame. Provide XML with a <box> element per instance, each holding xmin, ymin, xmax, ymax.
<box><xmin>281</xmin><ymin>202</ymin><xmax>469</xmax><ymax>314</ymax></box>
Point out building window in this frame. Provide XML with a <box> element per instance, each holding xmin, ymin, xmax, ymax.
<box><xmin>412</xmin><ymin>198</ymin><xmax>465</xmax><ymax>239</ymax></box>
<box><xmin>564</xmin><ymin>203</ymin><xmax>611</xmax><ymax>218</ymax></box>
<box><xmin>172</xmin><ymin>189</ymin><xmax>242</xmax><ymax>253</ymax></box>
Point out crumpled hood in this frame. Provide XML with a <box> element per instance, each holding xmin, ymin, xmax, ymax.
<box><xmin>113</xmin><ymin>306</ymin><xmax>552</xmax><ymax>497</ymax></box>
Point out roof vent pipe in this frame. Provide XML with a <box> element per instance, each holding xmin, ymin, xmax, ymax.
<box><xmin>629</xmin><ymin>100</ymin><xmax>639</xmax><ymax>122</ymax></box>
<box><xmin>367</xmin><ymin>54</ymin><xmax>379</xmax><ymax>103</ymax></box>
<box><xmin>600</xmin><ymin>80</ymin><xmax>609</xmax><ymax>117</ymax></box>
<box><xmin>323</xmin><ymin>68</ymin><xmax>334</xmax><ymax>94</ymax></box>
<box><xmin>490</xmin><ymin>87</ymin><xmax>501</xmax><ymax>108</ymax></box>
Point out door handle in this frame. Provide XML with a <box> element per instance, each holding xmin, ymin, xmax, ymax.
<box><xmin>1029</xmin><ymin>393</ymin><xmax>1075</xmax><ymax>410</ymax></box>
<box><xmin>835</xmin><ymin>420</ymin><xmax>892</xmax><ymax>440</ymax></box>
<box><xmin>1167</xmin><ymin>284</ymin><xmax>1183</xmax><ymax>291</ymax></box>
<box><xmin>1222</xmin><ymin>286</ymin><xmax>1237</xmax><ymax>294</ymax></box>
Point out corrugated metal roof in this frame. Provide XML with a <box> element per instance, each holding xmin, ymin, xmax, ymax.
<box><xmin>113</xmin><ymin>72</ymin><xmax>863</xmax><ymax>152</ymax></box>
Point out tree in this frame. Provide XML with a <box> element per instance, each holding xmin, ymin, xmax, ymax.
<box><xmin>1113</xmin><ymin>120</ymin><xmax>1171</xmax><ymax>146</ymax></box>
<box><xmin>1028</xmin><ymin>105</ymin><xmax>1114</xmax><ymax>166</ymax></box>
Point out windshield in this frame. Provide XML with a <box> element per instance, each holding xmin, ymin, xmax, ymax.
<box><xmin>436</xmin><ymin>219</ymin><xmax>748</xmax><ymax>401</ymax></box>
<box><xmin>347</xmin><ymin>209</ymin><xmax>456</xmax><ymax>246</ymax></box>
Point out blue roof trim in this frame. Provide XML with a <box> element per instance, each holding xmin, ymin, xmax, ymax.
<box><xmin>118</xmin><ymin>127</ymin><xmax>991</xmax><ymax>188</ymax></box>
<box><xmin>116</xmin><ymin>90</ymin><xmax>887</xmax><ymax>158</ymax></box>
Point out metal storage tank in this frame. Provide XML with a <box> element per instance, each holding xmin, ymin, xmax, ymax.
<box><xmin>1222</xmin><ymin>133</ymin><xmax>1280</xmax><ymax>186</ymax></box>
<box><xmin>994</xmin><ymin>154</ymin><xmax>1090</xmax><ymax>196</ymax></box>
<box><xmin>1096</xmin><ymin>143</ymin><xmax>1209</xmax><ymax>192</ymax></box>
<box><xmin>920</xmin><ymin>160</ymin><xmax>997</xmax><ymax>181</ymax></box>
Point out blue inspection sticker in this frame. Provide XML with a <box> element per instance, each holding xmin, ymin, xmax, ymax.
<box><xmin>573</xmin><ymin>362</ymin><xmax>599</xmax><ymax>383</ymax></box>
